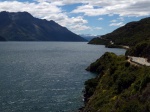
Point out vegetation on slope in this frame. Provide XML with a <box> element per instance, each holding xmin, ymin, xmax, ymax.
<box><xmin>88</xmin><ymin>37</ymin><xmax>109</xmax><ymax>45</ymax></box>
<box><xmin>81</xmin><ymin>52</ymin><xmax>150</xmax><ymax>112</ymax></box>
<box><xmin>88</xmin><ymin>17</ymin><xmax>150</xmax><ymax>46</ymax></box>
<box><xmin>126</xmin><ymin>41</ymin><xmax>150</xmax><ymax>62</ymax></box>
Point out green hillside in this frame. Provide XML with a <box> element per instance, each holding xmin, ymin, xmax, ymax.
<box><xmin>89</xmin><ymin>17</ymin><xmax>150</xmax><ymax>46</ymax></box>
<box><xmin>80</xmin><ymin>52</ymin><xmax>150</xmax><ymax>112</ymax></box>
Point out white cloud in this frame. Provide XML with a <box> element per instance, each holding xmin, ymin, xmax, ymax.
<box><xmin>70</xmin><ymin>25</ymin><xmax>103</xmax><ymax>32</ymax></box>
<box><xmin>36</xmin><ymin>0</ymin><xmax>86</xmax><ymax>6</ymax></box>
<box><xmin>109</xmin><ymin>22</ymin><xmax>125</xmax><ymax>27</ymax></box>
<box><xmin>70</xmin><ymin>16</ymin><xmax>88</xmax><ymax>24</ymax></box>
<box><xmin>98</xmin><ymin>18</ymin><xmax>103</xmax><ymax>20</ymax></box>
<box><xmin>110</xmin><ymin>19</ymin><xmax>117</xmax><ymax>23</ymax></box>
<box><xmin>69</xmin><ymin>24</ymin><xmax>91</xmax><ymax>31</ymax></box>
<box><xmin>72</xmin><ymin>0</ymin><xmax>150</xmax><ymax>17</ymax></box>
<box><xmin>110</xmin><ymin>17</ymin><xmax>125</xmax><ymax>27</ymax></box>
<box><xmin>117</xmin><ymin>17</ymin><xmax>124</xmax><ymax>21</ymax></box>
<box><xmin>72</xmin><ymin>4</ymin><xmax>107</xmax><ymax>16</ymax></box>
<box><xmin>0</xmin><ymin>1</ymin><xmax>61</xmax><ymax>16</ymax></box>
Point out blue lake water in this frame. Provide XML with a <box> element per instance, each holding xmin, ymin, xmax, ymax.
<box><xmin>0</xmin><ymin>42</ymin><xmax>126</xmax><ymax>112</ymax></box>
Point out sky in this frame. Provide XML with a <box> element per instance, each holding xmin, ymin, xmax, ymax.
<box><xmin>0</xmin><ymin>0</ymin><xmax>150</xmax><ymax>35</ymax></box>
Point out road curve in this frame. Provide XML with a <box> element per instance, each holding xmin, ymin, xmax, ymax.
<box><xmin>128</xmin><ymin>56</ymin><xmax>150</xmax><ymax>66</ymax></box>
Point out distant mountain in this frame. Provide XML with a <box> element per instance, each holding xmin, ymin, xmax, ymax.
<box><xmin>89</xmin><ymin>17</ymin><xmax>150</xmax><ymax>46</ymax></box>
<box><xmin>0</xmin><ymin>11</ymin><xmax>86</xmax><ymax>41</ymax></box>
<box><xmin>80</xmin><ymin>34</ymin><xmax>100</xmax><ymax>41</ymax></box>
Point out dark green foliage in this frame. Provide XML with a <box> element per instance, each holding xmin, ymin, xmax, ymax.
<box><xmin>84</xmin><ymin>78</ymin><xmax>99</xmax><ymax>102</ymax></box>
<box><xmin>82</xmin><ymin>52</ymin><xmax>150</xmax><ymax>112</ymax></box>
<box><xmin>126</xmin><ymin>41</ymin><xmax>150</xmax><ymax>61</ymax></box>
<box><xmin>88</xmin><ymin>37</ymin><xmax>109</xmax><ymax>45</ymax></box>
<box><xmin>106</xmin><ymin>44</ymin><xmax>125</xmax><ymax>48</ymax></box>
<box><xmin>140</xmin><ymin>75</ymin><xmax>150</xmax><ymax>91</ymax></box>
<box><xmin>119</xmin><ymin>100</ymin><xmax>143</xmax><ymax>112</ymax></box>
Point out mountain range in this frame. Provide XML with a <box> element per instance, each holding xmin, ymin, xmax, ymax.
<box><xmin>0</xmin><ymin>11</ymin><xmax>86</xmax><ymax>41</ymax></box>
<box><xmin>79</xmin><ymin>34</ymin><xmax>100</xmax><ymax>41</ymax></box>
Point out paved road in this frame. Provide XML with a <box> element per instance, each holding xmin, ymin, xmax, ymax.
<box><xmin>129</xmin><ymin>56</ymin><xmax>150</xmax><ymax>66</ymax></box>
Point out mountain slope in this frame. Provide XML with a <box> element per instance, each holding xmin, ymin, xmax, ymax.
<box><xmin>80</xmin><ymin>52</ymin><xmax>150</xmax><ymax>112</ymax></box>
<box><xmin>126</xmin><ymin>41</ymin><xmax>150</xmax><ymax>62</ymax></box>
<box><xmin>0</xmin><ymin>11</ymin><xmax>86</xmax><ymax>41</ymax></box>
<box><xmin>89</xmin><ymin>17</ymin><xmax>150</xmax><ymax>46</ymax></box>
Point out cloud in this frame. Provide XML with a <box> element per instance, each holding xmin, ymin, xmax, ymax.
<box><xmin>72</xmin><ymin>0</ymin><xmax>150</xmax><ymax>17</ymax></box>
<box><xmin>0</xmin><ymin>1</ymin><xmax>61</xmax><ymax>16</ymax></box>
<box><xmin>72</xmin><ymin>4</ymin><xmax>107</xmax><ymax>16</ymax></box>
<box><xmin>98</xmin><ymin>18</ymin><xmax>103</xmax><ymax>20</ymax></box>
<box><xmin>110</xmin><ymin>18</ymin><xmax>124</xmax><ymax>26</ymax></box>
<box><xmin>70</xmin><ymin>16</ymin><xmax>88</xmax><ymax>24</ymax></box>
<box><xmin>36</xmin><ymin>0</ymin><xmax>90</xmax><ymax>5</ymax></box>
<box><xmin>110</xmin><ymin>20</ymin><xmax>117</xmax><ymax>23</ymax></box>
<box><xmin>117</xmin><ymin>17</ymin><xmax>124</xmax><ymax>21</ymax></box>
<box><xmin>69</xmin><ymin>24</ymin><xmax>91</xmax><ymax>31</ymax></box>
<box><xmin>70</xmin><ymin>25</ymin><xmax>102</xmax><ymax>33</ymax></box>
<box><xmin>109</xmin><ymin>22</ymin><xmax>125</xmax><ymax>27</ymax></box>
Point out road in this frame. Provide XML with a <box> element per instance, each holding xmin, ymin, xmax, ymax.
<box><xmin>129</xmin><ymin>56</ymin><xmax>150</xmax><ymax>66</ymax></box>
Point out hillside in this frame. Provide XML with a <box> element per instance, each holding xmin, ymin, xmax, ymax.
<box><xmin>88</xmin><ymin>17</ymin><xmax>150</xmax><ymax>46</ymax></box>
<box><xmin>0</xmin><ymin>11</ymin><xmax>86</xmax><ymax>41</ymax></box>
<box><xmin>80</xmin><ymin>52</ymin><xmax>150</xmax><ymax>112</ymax></box>
<box><xmin>126</xmin><ymin>41</ymin><xmax>150</xmax><ymax>62</ymax></box>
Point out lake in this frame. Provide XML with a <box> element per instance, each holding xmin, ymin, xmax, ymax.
<box><xmin>0</xmin><ymin>42</ymin><xmax>126</xmax><ymax>112</ymax></box>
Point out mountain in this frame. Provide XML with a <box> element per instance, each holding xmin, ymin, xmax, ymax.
<box><xmin>80</xmin><ymin>34</ymin><xmax>100</xmax><ymax>41</ymax></box>
<box><xmin>0</xmin><ymin>11</ymin><xmax>86</xmax><ymax>41</ymax></box>
<box><xmin>88</xmin><ymin>17</ymin><xmax>150</xmax><ymax>46</ymax></box>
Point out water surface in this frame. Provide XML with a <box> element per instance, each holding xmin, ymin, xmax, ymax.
<box><xmin>0</xmin><ymin>42</ymin><xmax>125</xmax><ymax>112</ymax></box>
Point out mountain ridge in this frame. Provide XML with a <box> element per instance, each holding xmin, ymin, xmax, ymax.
<box><xmin>0</xmin><ymin>11</ymin><xmax>86</xmax><ymax>41</ymax></box>
<box><xmin>89</xmin><ymin>17</ymin><xmax>150</xmax><ymax>46</ymax></box>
